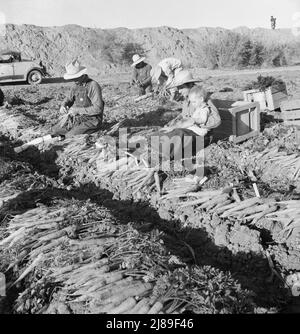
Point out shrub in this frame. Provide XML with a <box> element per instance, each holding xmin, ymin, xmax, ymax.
<box><xmin>120</xmin><ymin>42</ymin><xmax>145</xmax><ymax>65</ymax></box>
<box><xmin>243</xmin><ymin>75</ymin><xmax>285</xmax><ymax>91</ymax></box>
<box><xmin>237</xmin><ymin>40</ymin><xmax>266</xmax><ymax>68</ymax></box>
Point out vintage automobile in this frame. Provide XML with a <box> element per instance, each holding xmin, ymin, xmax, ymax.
<box><xmin>0</xmin><ymin>51</ymin><xmax>49</xmax><ymax>85</ymax></box>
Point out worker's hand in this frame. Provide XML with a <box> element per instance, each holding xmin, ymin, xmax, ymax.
<box><xmin>167</xmin><ymin>118</ymin><xmax>180</xmax><ymax>127</ymax></box>
<box><xmin>197</xmin><ymin>128</ymin><xmax>208</xmax><ymax>136</ymax></box>
<box><xmin>161</xmin><ymin>126</ymin><xmax>174</xmax><ymax>133</ymax></box>
<box><xmin>68</xmin><ymin>107</ymin><xmax>80</xmax><ymax>117</ymax></box>
<box><xmin>137</xmin><ymin>80</ymin><xmax>144</xmax><ymax>88</ymax></box>
<box><xmin>60</xmin><ymin>105</ymin><xmax>68</xmax><ymax>114</ymax></box>
<box><xmin>3</xmin><ymin>101</ymin><xmax>12</xmax><ymax>109</ymax></box>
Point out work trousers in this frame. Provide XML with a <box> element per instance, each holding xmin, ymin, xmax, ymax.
<box><xmin>148</xmin><ymin>128</ymin><xmax>212</xmax><ymax>166</ymax></box>
<box><xmin>52</xmin><ymin>115</ymin><xmax>101</xmax><ymax>138</ymax></box>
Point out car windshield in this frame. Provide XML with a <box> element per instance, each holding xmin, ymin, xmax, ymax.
<box><xmin>0</xmin><ymin>53</ymin><xmax>21</xmax><ymax>63</ymax></box>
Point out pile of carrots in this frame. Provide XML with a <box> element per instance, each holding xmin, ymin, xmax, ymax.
<box><xmin>0</xmin><ymin>199</ymin><xmax>254</xmax><ymax>314</ymax></box>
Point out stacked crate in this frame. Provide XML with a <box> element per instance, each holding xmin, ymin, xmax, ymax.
<box><xmin>211</xmin><ymin>99</ymin><xmax>260</xmax><ymax>144</ymax></box>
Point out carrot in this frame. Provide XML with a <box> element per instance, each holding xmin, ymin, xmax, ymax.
<box><xmin>95</xmin><ymin>281</ymin><xmax>140</xmax><ymax>302</ymax></box>
<box><xmin>71</xmin><ymin>258</ymin><xmax>109</xmax><ymax>274</ymax></box>
<box><xmin>94</xmin><ymin>302</ymin><xmax>117</xmax><ymax>314</ymax></box>
<box><xmin>215</xmin><ymin>202</ymin><xmax>240</xmax><ymax>215</ymax></box>
<box><xmin>13</xmin><ymin>253</ymin><xmax>44</xmax><ymax>285</ymax></box>
<box><xmin>221</xmin><ymin>198</ymin><xmax>261</xmax><ymax>218</ymax></box>
<box><xmin>68</xmin><ymin>237</ymin><xmax>116</xmax><ymax>247</ymax></box>
<box><xmin>200</xmin><ymin>194</ymin><xmax>229</xmax><ymax>211</ymax></box>
<box><xmin>133</xmin><ymin>171</ymin><xmax>155</xmax><ymax>195</ymax></box>
<box><xmin>102</xmin><ymin>282</ymin><xmax>152</xmax><ymax>305</ymax></box>
<box><xmin>66</xmin><ymin>274</ymin><xmax>99</xmax><ymax>289</ymax></box>
<box><xmin>137</xmin><ymin>305</ymin><xmax>151</xmax><ymax>314</ymax></box>
<box><xmin>127</xmin><ymin>171</ymin><xmax>148</xmax><ymax>186</ymax></box>
<box><xmin>214</xmin><ymin>200</ymin><xmax>232</xmax><ymax>211</ymax></box>
<box><xmin>30</xmin><ymin>236</ymin><xmax>68</xmax><ymax>257</ymax></box>
<box><xmin>179</xmin><ymin>196</ymin><xmax>213</xmax><ymax>208</ymax></box>
<box><xmin>105</xmin><ymin>271</ymin><xmax>126</xmax><ymax>284</ymax></box>
<box><xmin>147</xmin><ymin>301</ymin><xmax>164</xmax><ymax>314</ymax></box>
<box><xmin>79</xmin><ymin>278</ymin><xmax>136</xmax><ymax>302</ymax></box>
<box><xmin>38</xmin><ymin>230</ymin><xmax>67</xmax><ymax>242</ymax></box>
<box><xmin>123</xmin><ymin>297</ymin><xmax>150</xmax><ymax>314</ymax></box>
<box><xmin>251</xmin><ymin>205</ymin><xmax>278</xmax><ymax>225</ymax></box>
<box><xmin>270</xmin><ymin>209</ymin><xmax>300</xmax><ymax>216</ymax></box>
<box><xmin>65</xmin><ymin>266</ymin><xmax>110</xmax><ymax>286</ymax></box>
<box><xmin>235</xmin><ymin>204</ymin><xmax>271</xmax><ymax>219</ymax></box>
<box><xmin>0</xmin><ymin>227</ymin><xmax>26</xmax><ymax>247</ymax></box>
<box><xmin>7</xmin><ymin>231</ymin><xmax>30</xmax><ymax>248</ymax></box>
<box><xmin>51</xmin><ymin>264</ymin><xmax>81</xmax><ymax>277</ymax></box>
<box><xmin>83</xmin><ymin>280</ymin><xmax>107</xmax><ymax>294</ymax></box>
<box><xmin>278</xmin><ymin>200</ymin><xmax>300</xmax><ymax>205</ymax></box>
<box><xmin>109</xmin><ymin>297</ymin><xmax>137</xmax><ymax>314</ymax></box>
<box><xmin>87</xmin><ymin>276</ymin><xmax>132</xmax><ymax>295</ymax></box>
<box><xmin>78</xmin><ymin>276</ymin><xmax>133</xmax><ymax>301</ymax></box>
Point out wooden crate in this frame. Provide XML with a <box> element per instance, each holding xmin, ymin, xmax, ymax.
<box><xmin>243</xmin><ymin>89</ymin><xmax>267</xmax><ymax>110</ymax></box>
<box><xmin>280</xmin><ymin>100</ymin><xmax>300</xmax><ymax>126</ymax></box>
<box><xmin>211</xmin><ymin>99</ymin><xmax>260</xmax><ymax>144</ymax></box>
<box><xmin>265</xmin><ymin>85</ymin><xmax>288</xmax><ymax>111</ymax></box>
<box><xmin>243</xmin><ymin>84</ymin><xmax>288</xmax><ymax>111</ymax></box>
<box><xmin>280</xmin><ymin>100</ymin><xmax>300</xmax><ymax>145</ymax></box>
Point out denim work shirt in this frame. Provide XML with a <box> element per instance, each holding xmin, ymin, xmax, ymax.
<box><xmin>63</xmin><ymin>76</ymin><xmax>104</xmax><ymax>122</ymax></box>
<box><xmin>132</xmin><ymin>63</ymin><xmax>152</xmax><ymax>87</ymax></box>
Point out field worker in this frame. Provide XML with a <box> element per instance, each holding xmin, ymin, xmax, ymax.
<box><xmin>131</xmin><ymin>54</ymin><xmax>153</xmax><ymax>96</ymax></box>
<box><xmin>52</xmin><ymin>60</ymin><xmax>104</xmax><ymax>138</ymax></box>
<box><xmin>149</xmin><ymin>72</ymin><xmax>221</xmax><ymax>167</ymax></box>
<box><xmin>151</xmin><ymin>57</ymin><xmax>183</xmax><ymax>100</ymax></box>
<box><xmin>166</xmin><ymin>70</ymin><xmax>201</xmax><ymax>126</ymax></box>
<box><xmin>172</xmin><ymin>86</ymin><xmax>221</xmax><ymax>138</ymax></box>
<box><xmin>158</xmin><ymin>86</ymin><xmax>221</xmax><ymax>155</ymax></box>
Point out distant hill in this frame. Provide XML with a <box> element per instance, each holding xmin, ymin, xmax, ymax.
<box><xmin>1</xmin><ymin>24</ymin><xmax>299</xmax><ymax>76</ymax></box>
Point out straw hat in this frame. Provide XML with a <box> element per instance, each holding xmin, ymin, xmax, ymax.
<box><xmin>63</xmin><ymin>60</ymin><xmax>87</xmax><ymax>80</ymax></box>
<box><xmin>131</xmin><ymin>54</ymin><xmax>146</xmax><ymax>67</ymax></box>
<box><xmin>168</xmin><ymin>70</ymin><xmax>201</xmax><ymax>89</ymax></box>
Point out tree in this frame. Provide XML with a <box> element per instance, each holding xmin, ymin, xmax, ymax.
<box><xmin>249</xmin><ymin>42</ymin><xmax>265</xmax><ymax>67</ymax></box>
<box><xmin>120</xmin><ymin>43</ymin><xmax>145</xmax><ymax>65</ymax></box>
<box><xmin>237</xmin><ymin>40</ymin><xmax>253</xmax><ymax>67</ymax></box>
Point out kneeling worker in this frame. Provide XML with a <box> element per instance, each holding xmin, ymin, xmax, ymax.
<box><xmin>52</xmin><ymin>59</ymin><xmax>104</xmax><ymax>138</ymax></box>
<box><xmin>131</xmin><ymin>54</ymin><xmax>153</xmax><ymax>96</ymax></box>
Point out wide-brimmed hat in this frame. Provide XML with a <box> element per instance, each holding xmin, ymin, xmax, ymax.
<box><xmin>131</xmin><ymin>54</ymin><xmax>146</xmax><ymax>67</ymax></box>
<box><xmin>168</xmin><ymin>70</ymin><xmax>201</xmax><ymax>89</ymax></box>
<box><xmin>63</xmin><ymin>60</ymin><xmax>87</xmax><ymax>80</ymax></box>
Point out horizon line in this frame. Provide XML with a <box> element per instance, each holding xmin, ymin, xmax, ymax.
<box><xmin>2</xmin><ymin>22</ymin><xmax>293</xmax><ymax>31</ymax></box>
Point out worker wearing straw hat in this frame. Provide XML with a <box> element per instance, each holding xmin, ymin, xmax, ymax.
<box><xmin>130</xmin><ymin>54</ymin><xmax>153</xmax><ymax>96</ymax></box>
<box><xmin>151</xmin><ymin>57</ymin><xmax>183</xmax><ymax>101</ymax></box>
<box><xmin>52</xmin><ymin>59</ymin><xmax>104</xmax><ymax>138</ymax></box>
<box><xmin>148</xmin><ymin>71</ymin><xmax>220</xmax><ymax>168</ymax></box>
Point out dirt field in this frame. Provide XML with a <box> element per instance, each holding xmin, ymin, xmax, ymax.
<box><xmin>0</xmin><ymin>66</ymin><xmax>300</xmax><ymax>314</ymax></box>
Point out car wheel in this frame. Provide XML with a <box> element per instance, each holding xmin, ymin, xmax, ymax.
<box><xmin>27</xmin><ymin>70</ymin><xmax>42</xmax><ymax>85</ymax></box>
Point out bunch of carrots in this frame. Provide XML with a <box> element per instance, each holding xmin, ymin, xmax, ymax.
<box><xmin>0</xmin><ymin>199</ymin><xmax>255</xmax><ymax>314</ymax></box>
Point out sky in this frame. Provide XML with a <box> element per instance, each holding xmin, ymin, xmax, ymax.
<box><xmin>0</xmin><ymin>0</ymin><xmax>299</xmax><ymax>29</ymax></box>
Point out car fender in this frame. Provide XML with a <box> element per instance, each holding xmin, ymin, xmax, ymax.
<box><xmin>26</xmin><ymin>67</ymin><xmax>44</xmax><ymax>79</ymax></box>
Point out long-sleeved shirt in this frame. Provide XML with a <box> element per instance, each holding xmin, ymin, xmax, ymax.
<box><xmin>132</xmin><ymin>63</ymin><xmax>152</xmax><ymax>87</ymax></box>
<box><xmin>157</xmin><ymin>58</ymin><xmax>183</xmax><ymax>88</ymax></box>
<box><xmin>62</xmin><ymin>76</ymin><xmax>104</xmax><ymax>120</ymax></box>
<box><xmin>179</xmin><ymin>99</ymin><xmax>221</xmax><ymax>134</ymax></box>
